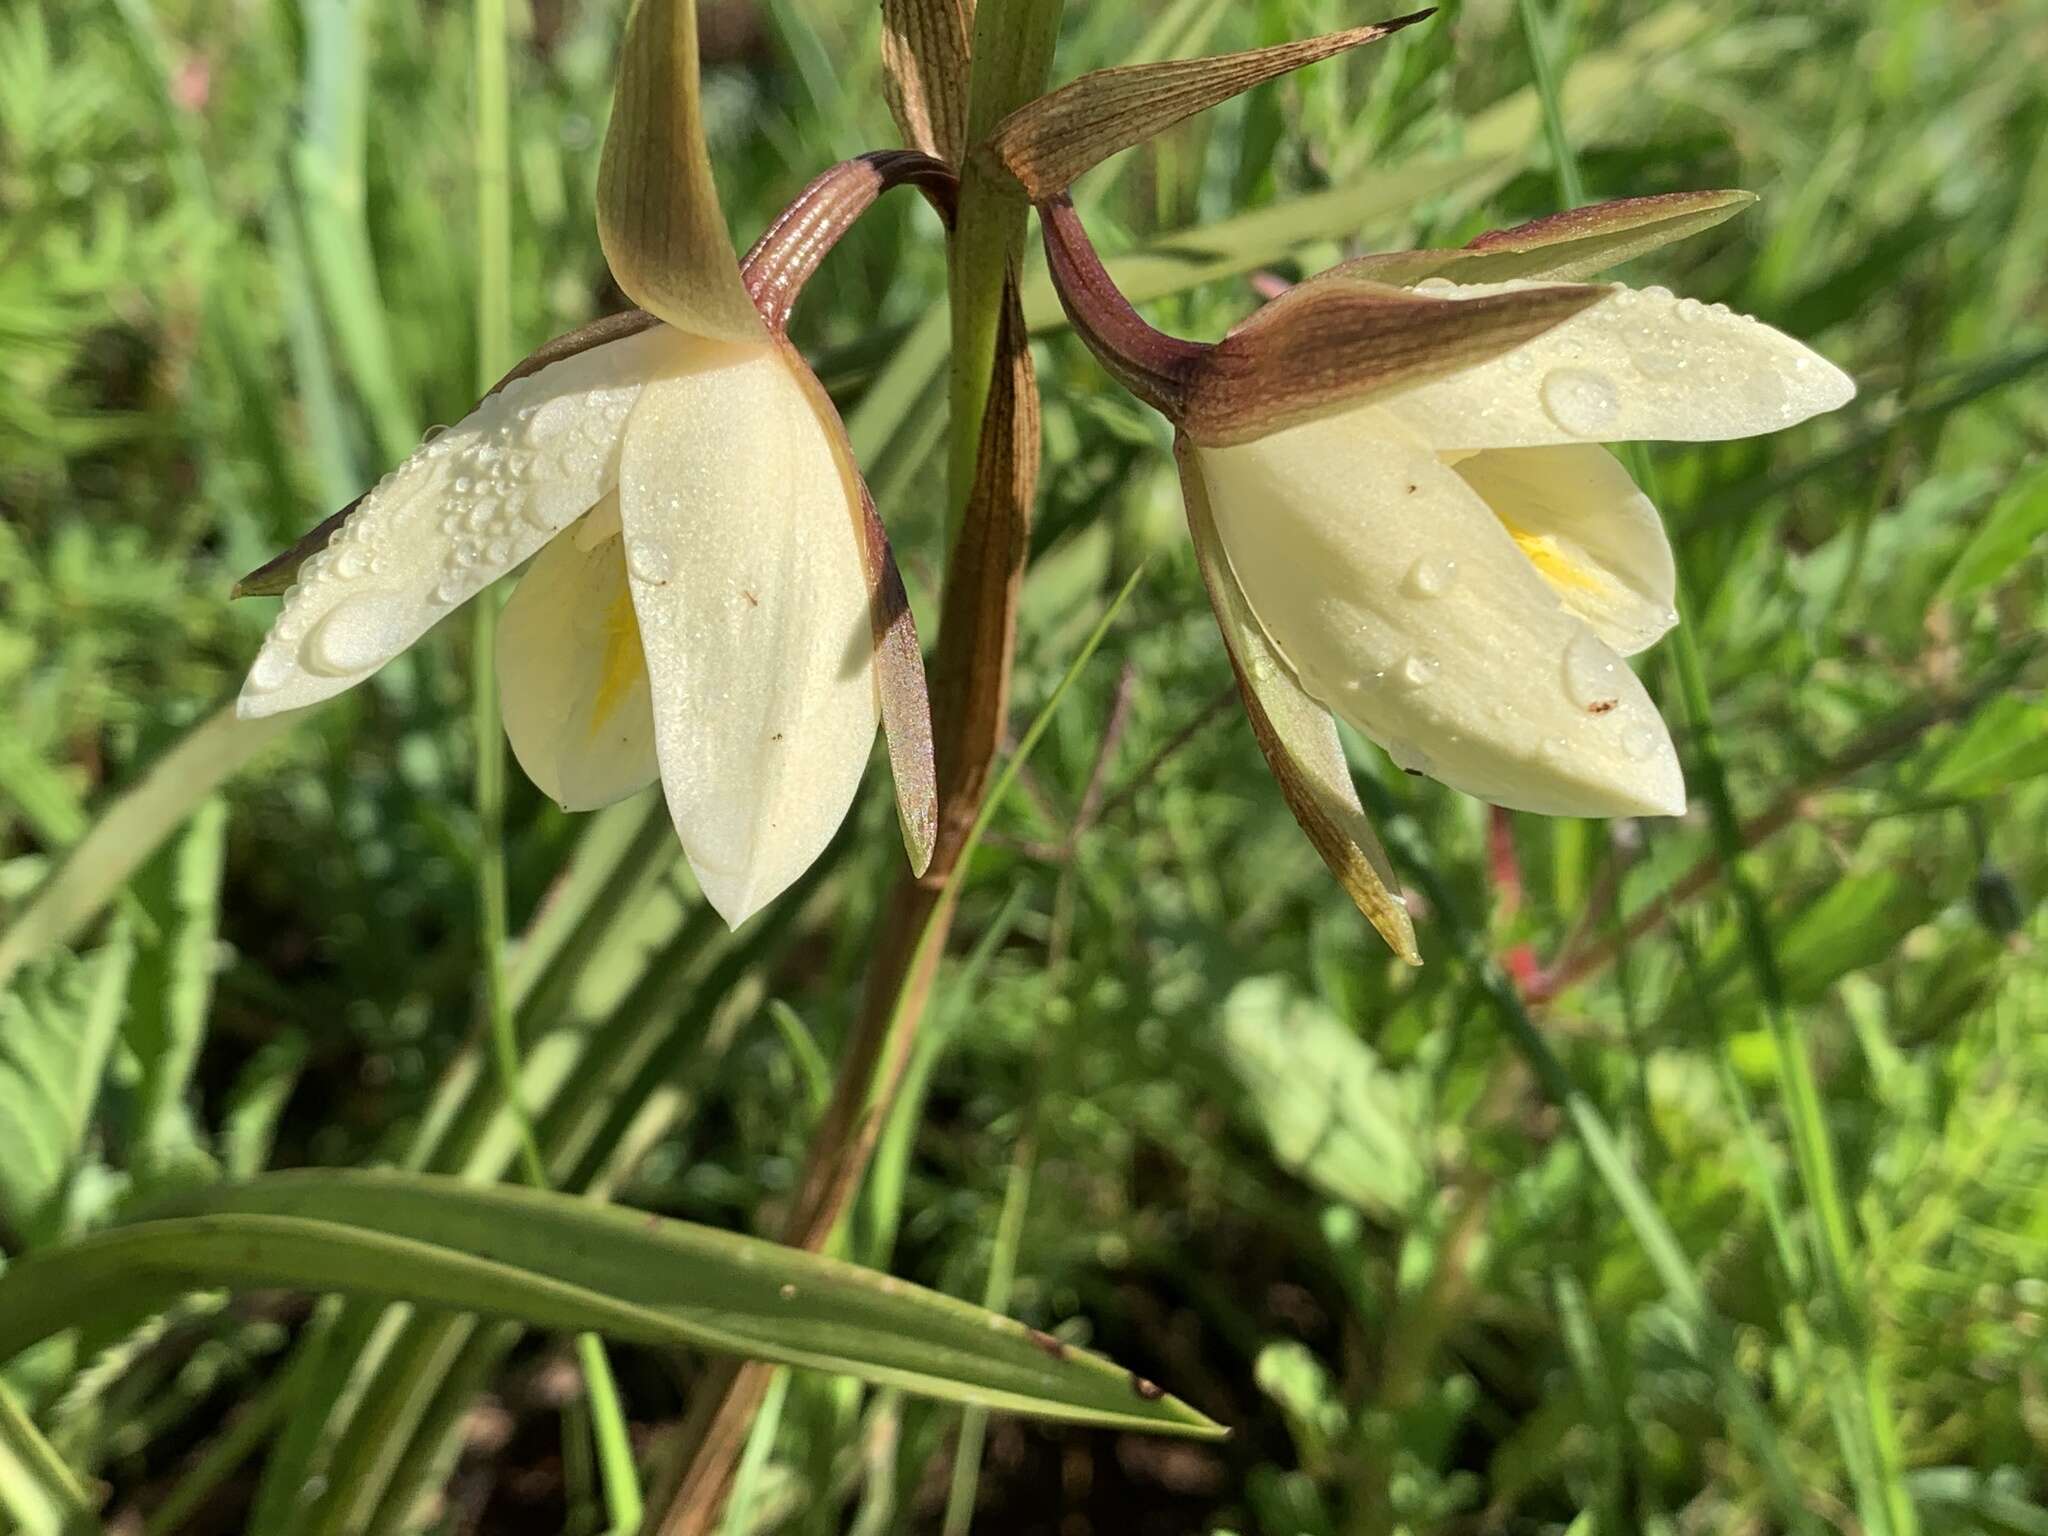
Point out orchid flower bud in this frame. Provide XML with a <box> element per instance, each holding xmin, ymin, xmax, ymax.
<box><xmin>233</xmin><ymin>0</ymin><xmax>951</xmax><ymax>929</ymax></box>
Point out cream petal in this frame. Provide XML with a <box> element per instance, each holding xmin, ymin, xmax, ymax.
<box><xmin>237</xmin><ymin>326</ymin><xmax>691</xmax><ymax>720</ymax></box>
<box><xmin>616</xmin><ymin>345</ymin><xmax>879</xmax><ymax>928</ymax></box>
<box><xmin>1195</xmin><ymin>413</ymin><xmax>1686</xmax><ymax>818</ymax></box>
<box><xmin>1375</xmin><ymin>279</ymin><xmax>1855</xmax><ymax>450</ymax></box>
<box><xmin>496</xmin><ymin>494</ymin><xmax>660</xmax><ymax>812</ymax></box>
<box><xmin>1453</xmin><ymin>445</ymin><xmax>1677</xmax><ymax>655</ymax></box>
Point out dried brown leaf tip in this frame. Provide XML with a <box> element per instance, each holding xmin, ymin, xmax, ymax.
<box><xmin>986</xmin><ymin>9</ymin><xmax>1435</xmax><ymax>200</ymax></box>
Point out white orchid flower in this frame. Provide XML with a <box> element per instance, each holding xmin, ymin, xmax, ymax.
<box><xmin>1034</xmin><ymin>189</ymin><xmax>1856</xmax><ymax>960</ymax></box>
<box><xmin>234</xmin><ymin>0</ymin><xmax>944</xmax><ymax>927</ymax></box>
<box><xmin>1189</xmin><ymin>276</ymin><xmax>1855</xmax><ymax>819</ymax></box>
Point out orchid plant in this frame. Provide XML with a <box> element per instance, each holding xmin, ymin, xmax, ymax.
<box><xmin>219</xmin><ymin>0</ymin><xmax>1861</xmax><ymax>1524</ymax></box>
<box><xmin>237</xmin><ymin>3</ymin><xmax>1851</xmax><ymax>966</ymax></box>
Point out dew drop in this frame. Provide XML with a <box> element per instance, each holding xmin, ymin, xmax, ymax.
<box><xmin>1674</xmin><ymin>296</ymin><xmax>1705</xmax><ymax>323</ymax></box>
<box><xmin>1642</xmin><ymin>285</ymin><xmax>1673</xmax><ymax>301</ymax></box>
<box><xmin>1398</xmin><ymin>653</ymin><xmax>1441</xmax><ymax>688</ymax></box>
<box><xmin>1609</xmin><ymin>287</ymin><xmax>1638</xmax><ymax>308</ymax></box>
<box><xmin>422</xmin><ymin>423</ymin><xmax>448</xmax><ymax>443</ymax></box>
<box><xmin>454</xmin><ymin>476</ymin><xmax>476</xmax><ymax>495</ymax></box>
<box><xmin>304</xmin><ymin>593</ymin><xmax>411</xmax><ymax>678</ymax></box>
<box><xmin>1621</xmin><ymin>724</ymin><xmax>1660</xmax><ymax>761</ymax></box>
<box><xmin>1414</xmin><ymin>276</ymin><xmax>1456</xmax><ymax>293</ymax></box>
<box><xmin>1404</xmin><ymin>557</ymin><xmax>1455</xmax><ymax>598</ymax></box>
<box><xmin>524</xmin><ymin>394</ymin><xmax>582</xmax><ymax>443</ymax></box>
<box><xmin>627</xmin><ymin>540</ymin><xmax>675</xmax><ymax>584</ymax></box>
<box><xmin>334</xmin><ymin>550</ymin><xmax>367</xmax><ymax>580</ymax></box>
<box><xmin>1538</xmin><ymin>734</ymin><xmax>1570</xmax><ymax>764</ymax></box>
<box><xmin>432</xmin><ymin>577</ymin><xmax>467</xmax><ymax>606</ymax></box>
<box><xmin>1539</xmin><ymin>367</ymin><xmax>1619</xmax><ymax>436</ymax></box>
<box><xmin>1562</xmin><ymin>630</ymin><xmax>1623</xmax><ymax>710</ymax></box>
<box><xmin>1630</xmin><ymin>346</ymin><xmax>1684</xmax><ymax>380</ymax></box>
<box><xmin>246</xmin><ymin>647</ymin><xmax>293</xmax><ymax>693</ymax></box>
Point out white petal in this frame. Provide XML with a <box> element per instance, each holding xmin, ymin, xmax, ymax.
<box><xmin>617</xmin><ymin>346</ymin><xmax>878</xmax><ymax>927</ymax></box>
<box><xmin>236</xmin><ymin>325</ymin><xmax>690</xmax><ymax>719</ymax></box>
<box><xmin>1452</xmin><ymin>445</ymin><xmax>1677</xmax><ymax>655</ymax></box>
<box><xmin>1195</xmin><ymin>414</ymin><xmax>1686</xmax><ymax>818</ymax></box>
<box><xmin>497</xmin><ymin>494</ymin><xmax>660</xmax><ymax>811</ymax></box>
<box><xmin>1377</xmin><ymin>280</ymin><xmax>1855</xmax><ymax>450</ymax></box>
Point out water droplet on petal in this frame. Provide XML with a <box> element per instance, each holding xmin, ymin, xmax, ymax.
<box><xmin>1562</xmin><ymin>630</ymin><xmax>1623</xmax><ymax>710</ymax></box>
<box><xmin>627</xmin><ymin>539</ymin><xmax>675</xmax><ymax>585</ymax></box>
<box><xmin>1414</xmin><ymin>276</ymin><xmax>1455</xmax><ymax>293</ymax></box>
<box><xmin>1609</xmin><ymin>287</ymin><xmax>1638</xmax><ymax>308</ymax></box>
<box><xmin>304</xmin><ymin>592</ymin><xmax>411</xmax><ymax>678</ymax></box>
<box><xmin>1404</xmin><ymin>557</ymin><xmax>1455</xmax><ymax>598</ymax></box>
<box><xmin>1540</xmin><ymin>368</ymin><xmax>1619</xmax><ymax>436</ymax></box>
<box><xmin>334</xmin><ymin>550</ymin><xmax>367</xmax><ymax>580</ymax></box>
<box><xmin>1621</xmin><ymin>724</ymin><xmax>1660</xmax><ymax>761</ymax></box>
<box><xmin>1675</xmin><ymin>297</ymin><xmax>1705</xmax><ymax>322</ymax></box>
<box><xmin>524</xmin><ymin>394</ymin><xmax>582</xmax><ymax>443</ymax></box>
<box><xmin>246</xmin><ymin>647</ymin><xmax>292</xmax><ymax>693</ymax></box>
<box><xmin>1630</xmin><ymin>346</ymin><xmax>1684</xmax><ymax>380</ymax></box>
<box><xmin>1398</xmin><ymin>653</ymin><xmax>1441</xmax><ymax>688</ymax></box>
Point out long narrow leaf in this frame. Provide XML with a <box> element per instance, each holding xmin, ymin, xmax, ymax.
<box><xmin>0</xmin><ymin>1173</ymin><xmax>1220</xmax><ymax>1439</ymax></box>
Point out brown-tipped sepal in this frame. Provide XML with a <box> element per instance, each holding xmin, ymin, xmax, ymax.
<box><xmin>880</xmin><ymin>0</ymin><xmax>974</xmax><ymax>164</ymax></box>
<box><xmin>597</xmin><ymin>0</ymin><xmax>766</xmax><ymax>342</ymax></box>
<box><xmin>1177</xmin><ymin>438</ymin><xmax>1419</xmax><ymax>963</ymax></box>
<box><xmin>1179</xmin><ymin>277</ymin><xmax>1608</xmax><ymax>446</ymax></box>
<box><xmin>985</xmin><ymin>10</ymin><xmax>1435</xmax><ymax>201</ymax></box>
<box><xmin>1335</xmin><ymin>189</ymin><xmax>1758</xmax><ymax>287</ymax></box>
<box><xmin>784</xmin><ymin>348</ymin><xmax>937</xmax><ymax>877</ymax></box>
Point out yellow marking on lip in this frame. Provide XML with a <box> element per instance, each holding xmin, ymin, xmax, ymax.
<box><xmin>1506</xmin><ymin>526</ymin><xmax>1602</xmax><ymax>595</ymax></box>
<box><xmin>587</xmin><ymin>584</ymin><xmax>644</xmax><ymax>735</ymax></box>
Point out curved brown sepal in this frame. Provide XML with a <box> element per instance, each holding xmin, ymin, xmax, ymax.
<box><xmin>1333</xmin><ymin>189</ymin><xmax>1757</xmax><ymax>287</ymax></box>
<box><xmin>1176</xmin><ymin>437</ymin><xmax>1419</xmax><ymax>964</ymax></box>
<box><xmin>232</xmin><ymin>309</ymin><xmax>662</xmax><ymax>597</ymax></box>
<box><xmin>1180</xmin><ymin>277</ymin><xmax>1607</xmax><ymax>446</ymax></box>
<box><xmin>1038</xmin><ymin>198</ymin><xmax>1207</xmax><ymax>420</ymax></box>
<box><xmin>742</xmin><ymin>152</ymin><xmax>959</xmax><ymax>334</ymax></box>
<box><xmin>986</xmin><ymin>11</ymin><xmax>1435</xmax><ymax>201</ymax></box>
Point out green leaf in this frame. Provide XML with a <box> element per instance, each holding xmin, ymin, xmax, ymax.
<box><xmin>1938</xmin><ymin>457</ymin><xmax>2048</xmax><ymax>602</ymax></box>
<box><xmin>1914</xmin><ymin>696</ymin><xmax>2048</xmax><ymax>800</ymax></box>
<box><xmin>123</xmin><ymin>799</ymin><xmax>227</xmax><ymax>1161</ymax></box>
<box><xmin>0</xmin><ymin>929</ymin><xmax>135</xmax><ymax>1248</ymax></box>
<box><xmin>0</xmin><ymin>704</ymin><xmax>291</xmax><ymax>994</ymax></box>
<box><xmin>1218</xmin><ymin>977</ymin><xmax>1424</xmax><ymax>1217</ymax></box>
<box><xmin>0</xmin><ymin>1172</ymin><xmax>1222</xmax><ymax>1440</ymax></box>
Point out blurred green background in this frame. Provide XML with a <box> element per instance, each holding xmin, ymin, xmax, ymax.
<box><xmin>2</xmin><ymin>0</ymin><xmax>2046</xmax><ymax>1531</ymax></box>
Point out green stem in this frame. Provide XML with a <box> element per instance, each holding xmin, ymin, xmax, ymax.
<box><xmin>945</xmin><ymin>0</ymin><xmax>1065</xmax><ymax>526</ymax></box>
<box><xmin>471</xmin><ymin>4</ymin><xmax>641</xmax><ymax>1532</ymax></box>
<box><xmin>1514</xmin><ymin>0</ymin><xmax>1587</xmax><ymax>208</ymax></box>
<box><xmin>0</xmin><ymin>1380</ymin><xmax>96</xmax><ymax>1532</ymax></box>
<box><xmin>941</xmin><ymin>1137</ymin><xmax>1036</xmax><ymax>1536</ymax></box>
